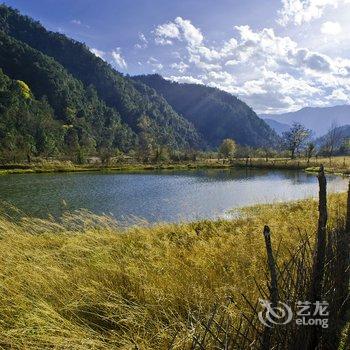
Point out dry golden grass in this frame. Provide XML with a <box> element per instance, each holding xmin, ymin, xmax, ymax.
<box><xmin>232</xmin><ymin>156</ymin><xmax>350</xmax><ymax>174</ymax></box>
<box><xmin>0</xmin><ymin>193</ymin><xmax>347</xmax><ymax>349</ymax></box>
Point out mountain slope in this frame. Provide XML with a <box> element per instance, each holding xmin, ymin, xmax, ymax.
<box><xmin>0</xmin><ymin>31</ymin><xmax>136</xmax><ymax>154</ymax></box>
<box><xmin>0</xmin><ymin>68</ymin><xmax>63</xmax><ymax>161</ymax></box>
<box><xmin>133</xmin><ymin>74</ymin><xmax>279</xmax><ymax>148</ymax></box>
<box><xmin>0</xmin><ymin>5</ymin><xmax>202</xmax><ymax>150</ymax></box>
<box><xmin>264</xmin><ymin>118</ymin><xmax>290</xmax><ymax>135</ymax></box>
<box><xmin>261</xmin><ymin>105</ymin><xmax>350</xmax><ymax>137</ymax></box>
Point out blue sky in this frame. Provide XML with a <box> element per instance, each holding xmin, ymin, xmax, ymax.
<box><xmin>3</xmin><ymin>0</ymin><xmax>350</xmax><ymax>114</ymax></box>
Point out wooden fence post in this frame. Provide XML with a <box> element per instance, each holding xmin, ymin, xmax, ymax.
<box><xmin>263</xmin><ymin>225</ymin><xmax>279</xmax><ymax>306</ymax></box>
<box><xmin>261</xmin><ymin>225</ymin><xmax>279</xmax><ymax>350</ymax></box>
<box><xmin>328</xmin><ymin>178</ymin><xmax>350</xmax><ymax>349</ymax></box>
<box><xmin>346</xmin><ymin>179</ymin><xmax>350</xmax><ymax>233</ymax></box>
<box><xmin>307</xmin><ymin>165</ymin><xmax>328</xmax><ymax>350</ymax></box>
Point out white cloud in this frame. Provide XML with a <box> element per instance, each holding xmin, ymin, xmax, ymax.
<box><xmin>225</xmin><ymin>59</ymin><xmax>240</xmax><ymax>66</ymax></box>
<box><xmin>170</xmin><ymin>61</ymin><xmax>189</xmax><ymax>73</ymax></box>
<box><xmin>139</xmin><ymin>33</ymin><xmax>148</xmax><ymax>44</ymax></box>
<box><xmin>90</xmin><ymin>47</ymin><xmax>132</xmax><ymax>72</ymax></box>
<box><xmin>292</xmin><ymin>48</ymin><xmax>332</xmax><ymax>72</ymax></box>
<box><xmin>154</xmin><ymin>17</ymin><xmax>203</xmax><ymax>46</ymax></box>
<box><xmin>174</xmin><ymin>17</ymin><xmax>203</xmax><ymax>46</ymax></box>
<box><xmin>167</xmin><ymin>75</ymin><xmax>204</xmax><ymax>84</ymax></box>
<box><xmin>205</xmin><ymin>71</ymin><xmax>237</xmax><ymax>89</ymax></box>
<box><xmin>152</xmin><ymin>19</ymin><xmax>350</xmax><ymax>113</ymax></box>
<box><xmin>326</xmin><ymin>88</ymin><xmax>349</xmax><ymax>102</ymax></box>
<box><xmin>154</xmin><ymin>22</ymin><xmax>180</xmax><ymax>45</ymax></box>
<box><xmin>147</xmin><ymin>57</ymin><xmax>163</xmax><ymax>72</ymax></box>
<box><xmin>135</xmin><ymin>32</ymin><xmax>148</xmax><ymax>49</ymax></box>
<box><xmin>71</xmin><ymin>19</ymin><xmax>82</xmax><ymax>25</ymax></box>
<box><xmin>70</xmin><ymin>19</ymin><xmax>90</xmax><ymax>29</ymax></box>
<box><xmin>321</xmin><ymin>21</ymin><xmax>342</xmax><ymax>35</ymax></box>
<box><xmin>189</xmin><ymin>54</ymin><xmax>222</xmax><ymax>71</ymax></box>
<box><xmin>155</xmin><ymin>22</ymin><xmax>180</xmax><ymax>38</ymax></box>
<box><xmin>90</xmin><ymin>48</ymin><xmax>106</xmax><ymax>59</ymax></box>
<box><xmin>277</xmin><ymin>0</ymin><xmax>350</xmax><ymax>26</ymax></box>
<box><xmin>111</xmin><ymin>48</ymin><xmax>127</xmax><ymax>69</ymax></box>
<box><xmin>155</xmin><ymin>37</ymin><xmax>173</xmax><ymax>46</ymax></box>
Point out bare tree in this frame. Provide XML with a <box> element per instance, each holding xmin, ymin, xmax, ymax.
<box><xmin>282</xmin><ymin>123</ymin><xmax>311</xmax><ymax>159</ymax></box>
<box><xmin>306</xmin><ymin>142</ymin><xmax>315</xmax><ymax>164</ymax></box>
<box><xmin>322</xmin><ymin>122</ymin><xmax>343</xmax><ymax>163</ymax></box>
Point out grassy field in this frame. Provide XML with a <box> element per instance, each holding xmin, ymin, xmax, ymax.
<box><xmin>0</xmin><ymin>156</ymin><xmax>349</xmax><ymax>176</ymax></box>
<box><xmin>231</xmin><ymin>156</ymin><xmax>350</xmax><ymax>175</ymax></box>
<box><xmin>0</xmin><ymin>160</ymin><xmax>232</xmax><ymax>175</ymax></box>
<box><xmin>0</xmin><ymin>193</ymin><xmax>347</xmax><ymax>349</ymax></box>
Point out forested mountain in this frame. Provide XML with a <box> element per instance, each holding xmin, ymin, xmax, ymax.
<box><xmin>133</xmin><ymin>74</ymin><xmax>279</xmax><ymax>148</ymax></box>
<box><xmin>0</xmin><ymin>68</ymin><xmax>62</xmax><ymax>161</ymax></box>
<box><xmin>261</xmin><ymin>105</ymin><xmax>350</xmax><ymax>137</ymax></box>
<box><xmin>0</xmin><ymin>4</ymin><xmax>281</xmax><ymax>163</ymax></box>
<box><xmin>264</xmin><ymin>118</ymin><xmax>290</xmax><ymax>135</ymax></box>
<box><xmin>0</xmin><ymin>31</ymin><xmax>136</xmax><ymax>161</ymax></box>
<box><xmin>0</xmin><ymin>5</ymin><xmax>201</xmax><ymax>153</ymax></box>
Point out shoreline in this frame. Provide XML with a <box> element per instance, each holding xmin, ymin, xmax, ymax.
<box><xmin>0</xmin><ymin>162</ymin><xmax>233</xmax><ymax>175</ymax></box>
<box><xmin>1</xmin><ymin>157</ymin><xmax>349</xmax><ymax>176</ymax></box>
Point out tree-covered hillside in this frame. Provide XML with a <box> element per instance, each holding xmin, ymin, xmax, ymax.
<box><xmin>0</xmin><ymin>4</ymin><xmax>281</xmax><ymax>163</ymax></box>
<box><xmin>0</xmin><ymin>5</ymin><xmax>202</xmax><ymax>151</ymax></box>
<box><xmin>0</xmin><ymin>31</ymin><xmax>136</xmax><ymax>160</ymax></box>
<box><xmin>263</xmin><ymin>118</ymin><xmax>290</xmax><ymax>135</ymax></box>
<box><xmin>134</xmin><ymin>74</ymin><xmax>279</xmax><ymax>148</ymax></box>
<box><xmin>0</xmin><ymin>68</ymin><xmax>62</xmax><ymax>161</ymax></box>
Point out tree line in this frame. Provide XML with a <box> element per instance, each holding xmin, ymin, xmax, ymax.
<box><xmin>218</xmin><ymin>122</ymin><xmax>350</xmax><ymax>161</ymax></box>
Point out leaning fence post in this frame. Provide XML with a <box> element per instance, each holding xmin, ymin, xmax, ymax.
<box><xmin>263</xmin><ymin>225</ymin><xmax>279</xmax><ymax>306</ymax></box>
<box><xmin>307</xmin><ymin>164</ymin><xmax>328</xmax><ymax>350</ymax></box>
<box><xmin>261</xmin><ymin>225</ymin><xmax>279</xmax><ymax>350</ymax></box>
<box><xmin>346</xmin><ymin>179</ymin><xmax>350</xmax><ymax>233</ymax></box>
<box><xmin>312</xmin><ymin>164</ymin><xmax>328</xmax><ymax>301</ymax></box>
<box><xmin>343</xmin><ymin>179</ymin><xmax>350</xmax><ymax>329</ymax></box>
<box><xmin>327</xmin><ymin>177</ymin><xmax>350</xmax><ymax>349</ymax></box>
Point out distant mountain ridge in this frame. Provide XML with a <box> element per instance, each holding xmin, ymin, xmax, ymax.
<box><xmin>261</xmin><ymin>105</ymin><xmax>350</xmax><ymax>137</ymax></box>
<box><xmin>263</xmin><ymin>118</ymin><xmax>290</xmax><ymax>135</ymax></box>
<box><xmin>133</xmin><ymin>74</ymin><xmax>279</xmax><ymax>148</ymax></box>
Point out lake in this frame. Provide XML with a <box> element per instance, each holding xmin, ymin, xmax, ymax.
<box><xmin>0</xmin><ymin>168</ymin><xmax>348</xmax><ymax>224</ymax></box>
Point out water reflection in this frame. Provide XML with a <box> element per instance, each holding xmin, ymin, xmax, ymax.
<box><xmin>0</xmin><ymin>169</ymin><xmax>347</xmax><ymax>223</ymax></box>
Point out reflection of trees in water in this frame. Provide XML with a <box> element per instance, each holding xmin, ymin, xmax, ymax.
<box><xmin>288</xmin><ymin>170</ymin><xmax>316</xmax><ymax>185</ymax></box>
<box><xmin>151</xmin><ymin>168</ymin><xmax>315</xmax><ymax>183</ymax></box>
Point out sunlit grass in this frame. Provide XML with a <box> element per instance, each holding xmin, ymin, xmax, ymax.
<box><xmin>1</xmin><ymin>156</ymin><xmax>349</xmax><ymax>176</ymax></box>
<box><xmin>232</xmin><ymin>156</ymin><xmax>350</xmax><ymax>174</ymax></box>
<box><xmin>0</xmin><ymin>193</ymin><xmax>347</xmax><ymax>349</ymax></box>
<box><xmin>0</xmin><ymin>160</ymin><xmax>231</xmax><ymax>175</ymax></box>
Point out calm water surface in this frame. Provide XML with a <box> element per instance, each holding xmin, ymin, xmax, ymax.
<box><xmin>0</xmin><ymin>169</ymin><xmax>347</xmax><ymax>223</ymax></box>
